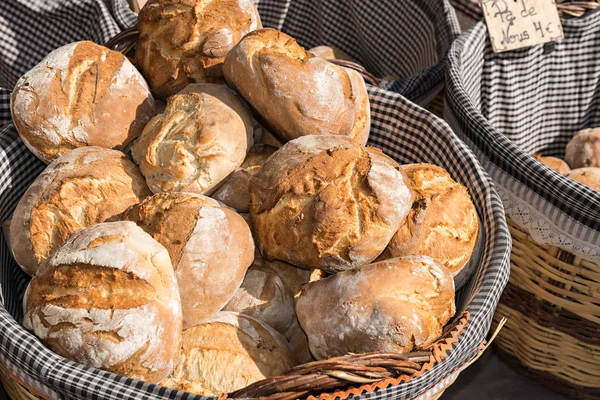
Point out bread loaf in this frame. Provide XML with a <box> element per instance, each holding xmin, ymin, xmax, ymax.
<box><xmin>159</xmin><ymin>312</ymin><xmax>295</xmax><ymax>395</ymax></box>
<box><xmin>10</xmin><ymin>147</ymin><xmax>150</xmax><ymax>276</ymax></box>
<box><xmin>23</xmin><ymin>221</ymin><xmax>182</xmax><ymax>383</ymax></box>
<box><xmin>387</xmin><ymin>164</ymin><xmax>479</xmax><ymax>289</ymax></box>
<box><xmin>565</xmin><ymin>128</ymin><xmax>600</xmax><ymax>169</ymax></box>
<box><xmin>211</xmin><ymin>144</ymin><xmax>276</xmax><ymax>212</ymax></box>
<box><xmin>132</xmin><ymin>83</ymin><xmax>253</xmax><ymax>195</ymax></box>
<box><xmin>565</xmin><ymin>167</ymin><xmax>600</xmax><ymax>191</ymax></box>
<box><xmin>223</xmin><ymin>267</ymin><xmax>295</xmax><ymax>335</ymax></box>
<box><xmin>296</xmin><ymin>256</ymin><xmax>455</xmax><ymax>360</ymax></box>
<box><xmin>251</xmin><ymin>250</ymin><xmax>311</xmax><ymax>301</ymax></box>
<box><xmin>11</xmin><ymin>41</ymin><xmax>155</xmax><ymax>163</ymax></box>
<box><xmin>533</xmin><ymin>153</ymin><xmax>571</xmax><ymax>174</ymax></box>
<box><xmin>223</xmin><ymin>29</ymin><xmax>370</xmax><ymax>145</ymax></box>
<box><xmin>120</xmin><ymin>192</ymin><xmax>254</xmax><ymax>328</ymax></box>
<box><xmin>308</xmin><ymin>45</ymin><xmax>352</xmax><ymax>61</ymax></box>
<box><xmin>136</xmin><ymin>0</ymin><xmax>262</xmax><ymax>99</ymax></box>
<box><xmin>249</xmin><ymin>135</ymin><xmax>413</xmax><ymax>273</ymax></box>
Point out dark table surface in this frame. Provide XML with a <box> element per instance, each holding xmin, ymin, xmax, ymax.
<box><xmin>0</xmin><ymin>348</ymin><xmax>570</xmax><ymax>400</ymax></box>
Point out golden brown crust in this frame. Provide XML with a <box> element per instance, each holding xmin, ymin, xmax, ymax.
<box><xmin>249</xmin><ymin>135</ymin><xmax>412</xmax><ymax>273</ymax></box>
<box><xmin>296</xmin><ymin>256</ymin><xmax>455</xmax><ymax>360</ymax></box>
<box><xmin>11</xmin><ymin>41</ymin><xmax>155</xmax><ymax>163</ymax></box>
<box><xmin>159</xmin><ymin>312</ymin><xmax>295</xmax><ymax>395</ymax></box>
<box><xmin>136</xmin><ymin>0</ymin><xmax>262</xmax><ymax>99</ymax></box>
<box><xmin>565</xmin><ymin>167</ymin><xmax>600</xmax><ymax>191</ymax></box>
<box><xmin>388</xmin><ymin>164</ymin><xmax>479</xmax><ymax>285</ymax></box>
<box><xmin>564</xmin><ymin>128</ymin><xmax>600</xmax><ymax>169</ymax></box>
<box><xmin>131</xmin><ymin>83</ymin><xmax>253</xmax><ymax>195</ymax></box>
<box><xmin>223</xmin><ymin>29</ymin><xmax>370</xmax><ymax>144</ymax></box>
<box><xmin>533</xmin><ymin>153</ymin><xmax>571</xmax><ymax>174</ymax></box>
<box><xmin>211</xmin><ymin>144</ymin><xmax>277</xmax><ymax>212</ymax></box>
<box><xmin>120</xmin><ymin>192</ymin><xmax>254</xmax><ymax>329</ymax></box>
<box><xmin>308</xmin><ymin>46</ymin><xmax>353</xmax><ymax>61</ymax></box>
<box><xmin>23</xmin><ymin>221</ymin><xmax>182</xmax><ymax>384</ymax></box>
<box><xmin>9</xmin><ymin>147</ymin><xmax>150</xmax><ymax>276</ymax></box>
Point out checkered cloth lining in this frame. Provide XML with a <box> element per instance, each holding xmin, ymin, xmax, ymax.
<box><xmin>0</xmin><ymin>0</ymin><xmax>461</xmax><ymax>108</ymax></box>
<box><xmin>0</xmin><ymin>0</ymin><xmax>510</xmax><ymax>398</ymax></box>
<box><xmin>445</xmin><ymin>11</ymin><xmax>600</xmax><ymax>234</ymax></box>
<box><xmin>449</xmin><ymin>0</ymin><xmax>481</xmax><ymax>22</ymax></box>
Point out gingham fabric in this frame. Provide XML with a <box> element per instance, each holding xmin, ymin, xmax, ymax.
<box><xmin>445</xmin><ymin>12</ymin><xmax>600</xmax><ymax>261</ymax></box>
<box><xmin>0</xmin><ymin>1</ymin><xmax>511</xmax><ymax>399</ymax></box>
<box><xmin>449</xmin><ymin>0</ymin><xmax>481</xmax><ymax>22</ymax></box>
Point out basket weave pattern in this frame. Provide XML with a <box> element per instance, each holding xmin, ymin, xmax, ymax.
<box><xmin>492</xmin><ymin>218</ymin><xmax>600</xmax><ymax>399</ymax></box>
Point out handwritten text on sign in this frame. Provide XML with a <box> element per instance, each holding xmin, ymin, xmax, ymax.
<box><xmin>481</xmin><ymin>0</ymin><xmax>564</xmax><ymax>53</ymax></box>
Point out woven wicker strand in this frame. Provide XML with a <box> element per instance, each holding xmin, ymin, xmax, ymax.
<box><xmin>492</xmin><ymin>218</ymin><xmax>600</xmax><ymax>399</ymax></box>
<box><xmin>557</xmin><ymin>0</ymin><xmax>600</xmax><ymax>17</ymax></box>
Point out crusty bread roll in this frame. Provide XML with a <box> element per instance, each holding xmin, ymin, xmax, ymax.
<box><xmin>565</xmin><ymin>128</ymin><xmax>600</xmax><ymax>169</ymax></box>
<box><xmin>223</xmin><ymin>267</ymin><xmax>295</xmax><ymax>335</ymax></box>
<box><xmin>136</xmin><ymin>0</ymin><xmax>262</xmax><ymax>99</ymax></box>
<box><xmin>533</xmin><ymin>153</ymin><xmax>571</xmax><ymax>174</ymax></box>
<box><xmin>566</xmin><ymin>167</ymin><xmax>600</xmax><ymax>191</ymax></box>
<box><xmin>249</xmin><ymin>135</ymin><xmax>413</xmax><ymax>273</ymax></box>
<box><xmin>159</xmin><ymin>312</ymin><xmax>295</xmax><ymax>395</ymax></box>
<box><xmin>10</xmin><ymin>147</ymin><xmax>150</xmax><ymax>276</ymax></box>
<box><xmin>252</xmin><ymin>250</ymin><xmax>311</xmax><ymax>301</ymax></box>
<box><xmin>223</xmin><ymin>29</ymin><xmax>370</xmax><ymax>145</ymax></box>
<box><xmin>23</xmin><ymin>221</ymin><xmax>182</xmax><ymax>383</ymax></box>
<box><xmin>11</xmin><ymin>41</ymin><xmax>155</xmax><ymax>163</ymax></box>
<box><xmin>211</xmin><ymin>144</ymin><xmax>276</xmax><ymax>212</ymax></box>
<box><xmin>308</xmin><ymin>45</ymin><xmax>352</xmax><ymax>61</ymax></box>
<box><xmin>387</xmin><ymin>164</ymin><xmax>479</xmax><ymax>289</ymax></box>
<box><xmin>296</xmin><ymin>256</ymin><xmax>455</xmax><ymax>360</ymax></box>
<box><xmin>285</xmin><ymin>318</ymin><xmax>315</xmax><ymax>364</ymax></box>
<box><xmin>132</xmin><ymin>83</ymin><xmax>253</xmax><ymax>195</ymax></box>
<box><xmin>120</xmin><ymin>192</ymin><xmax>254</xmax><ymax>328</ymax></box>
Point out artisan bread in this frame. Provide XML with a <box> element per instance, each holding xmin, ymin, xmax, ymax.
<box><xmin>249</xmin><ymin>135</ymin><xmax>413</xmax><ymax>273</ymax></box>
<box><xmin>533</xmin><ymin>153</ymin><xmax>571</xmax><ymax>174</ymax></box>
<box><xmin>296</xmin><ymin>256</ymin><xmax>455</xmax><ymax>360</ymax></box>
<box><xmin>223</xmin><ymin>267</ymin><xmax>295</xmax><ymax>335</ymax></box>
<box><xmin>211</xmin><ymin>144</ymin><xmax>276</xmax><ymax>212</ymax></box>
<box><xmin>566</xmin><ymin>167</ymin><xmax>600</xmax><ymax>191</ymax></box>
<box><xmin>159</xmin><ymin>312</ymin><xmax>295</xmax><ymax>395</ymax></box>
<box><xmin>120</xmin><ymin>192</ymin><xmax>254</xmax><ymax>328</ymax></box>
<box><xmin>137</xmin><ymin>0</ymin><xmax>262</xmax><ymax>99</ymax></box>
<box><xmin>11</xmin><ymin>41</ymin><xmax>155</xmax><ymax>163</ymax></box>
<box><xmin>565</xmin><ymin>128</ymin><xmax>600</xmax><ymax>169</ymax></box>
<box><xmin>223</xmin><ymin>29</ymin><xmax>370</xmax><ymax>145</ymax></box>
<box><xmin>23</xmin><ymin>221</ymin><xmax>182</xmax><ymax>383</ymax></box>
<box><xmin>10</xmin><ymin>147</ymin><xmax>150</xmax><ymax>276</ymax></box>
<box><xmin>285</xmin><ymin>318</ymin><xmax>315</xmax><ymax>364</ymax></box>
<box><xmin>132</xmin><ymin>83</ymin><xmax>253</xmax><ymax>195</ymax></box>
<box><xmin>308</xmin><ymin>45</ymin><xmax>352</xmax><ymax>61</ymax></box>
<box><xmin>387</xmin><ymin>164</ymin><xmax>479</xmax><ymax>289</ymax></box>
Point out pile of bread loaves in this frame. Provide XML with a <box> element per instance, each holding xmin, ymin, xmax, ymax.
<box><xmin>534</xmin><ymin>128</ymin><xmax>600</xmax><ymax>191</ymax></box>
<box><xmin>6</xmin><ymin>0</ymin><xmax>480</xmax><ymax>396</ymax></box>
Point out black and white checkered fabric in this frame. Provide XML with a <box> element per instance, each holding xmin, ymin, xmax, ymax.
<box><xmin>445</xmin><ymin>13</ymin><xmax>600</xmax><ymax>251</ymax></box>
<box><xmin>449</xmin><ymin>0</ymin><xmax>481</xmax><ymax>22</ymax></box>
<box><xmin>0</xmin><ymin>1</ymin><xmax>511</xmax><ymax>399</ymax></box>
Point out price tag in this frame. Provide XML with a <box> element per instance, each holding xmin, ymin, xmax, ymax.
<box><xmin>481</xmin><ymin>0</ymin><xmax>564</xmax><ymax>53</ymax></box>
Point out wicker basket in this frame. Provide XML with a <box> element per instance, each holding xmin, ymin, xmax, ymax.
<box><xmin>490</xmin><ymin>218</ymin><xmax>600</xmax><ymax>400</ymax></box>
<box><xmin>445</xmin><ymin>6</ymin><xmax>600</xmax><ymax>398</ymax></box>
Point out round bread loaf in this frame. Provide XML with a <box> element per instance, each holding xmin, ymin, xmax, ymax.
<box><xmin>249</xmin><ymin>135</ymin><xmax>413</xmax><ymax>273</ymax></box>
<box><xmin>308</xmin><ymin>45</ymin><xmax>352</xmax><ymax>61</ymax></box>
<box><xmin>296</xmin><ymin>256</ymin><xmax>455</xmax><ymax>360</ymax></box>
<box><xmin>251</xmin><ymin>249</ymin><xmax>311</xmax><ymax>301</ymax></box>
<box><xmin>223</xmin><ymin>29</ymin><xmax>371</xmax><ymax>145</ymax></box>
<box><xmin>120</xmin><ymin>192</ymin><xmax>254</xmax><ymax>329</ymax></box>
<box><xmin>223</xmin><ymin>267</ymin><xmax>295</xmax><ymax>335</ymax></box>
<box><xmin>565</xmin><ymin>128</ymin><xmax>600</xmax><ymax>169</ymax></box>
<box><xmin>566</xmin><ymin>167</ymin><xmax>600</xmax><ymax>191</ymax></box>
<box><xmin>132</xmin><ymin>83</ymin><xmax>253</xmax><ymax>195</ymax></box>
<box><xmin>285</xmin><ymin>318</ymin><xmax>315</xmax><ymax>364</ymax></box>
<box><xmin>159</xmin><ymin>312</ymin><xmax>295</xmax><ymax>395</ymax></box>
<box><xmin>23</xmin><ymin>221</ymin><xmax>182</xmax><ymax>383</ymax></box>
<box><xmin>387</xmin><ymin>164</ymin><xmax>479</xmax><ymax>289</ymax></box>
<box><xmin>136</xmin><ymin>0</ymin><xmax>262</xmax><ymax>99</ymax></box>
<box><xmin>11</xmin><ymin>41</ymin><xmax>155</xmax><ymax>163</ymax></box>
<box><xmin>211</xmin><ymin>144</ymin><xmax>277</xmax><ymax>212</ymax></box>
<box><xmin>9</xmin><ymin>146</ymin><xmax>150</xmax><ymax>276</ymax></box>
<box><xmin>533</xmin><ymin>153</ymin><xmax>571</xmax><ymax>174</ymax></box>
